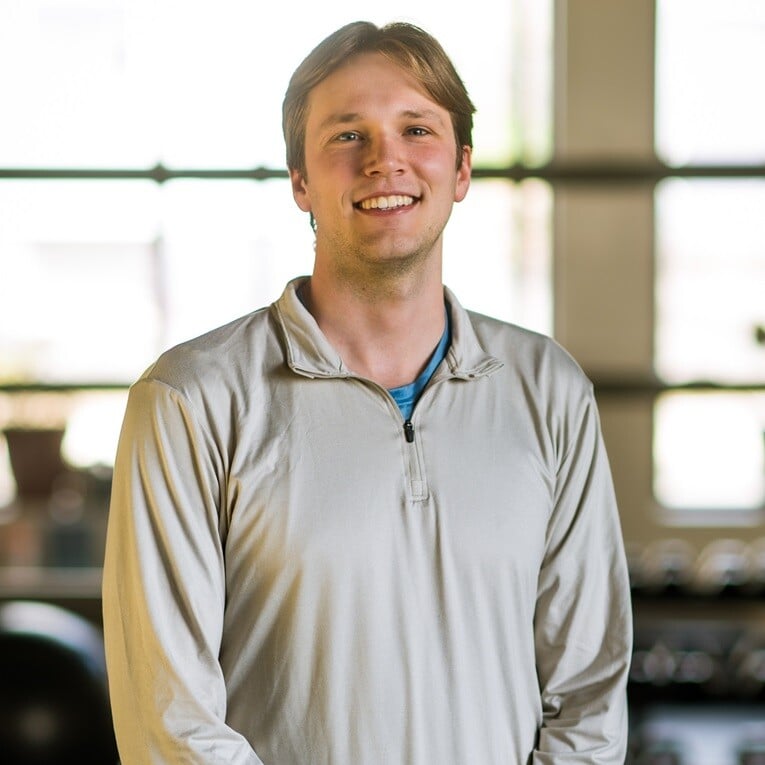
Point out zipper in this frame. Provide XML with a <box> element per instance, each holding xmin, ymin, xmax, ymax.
<box><xmin>360</xmin><ymin>374</ymin><xmax>453</xmax><ymax>443</ymax></box>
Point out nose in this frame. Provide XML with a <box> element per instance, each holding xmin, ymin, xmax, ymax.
<box><xmin>363</xmin><ymin>134</ymin><xmax>405</xmax><ymax>177</ymax></box>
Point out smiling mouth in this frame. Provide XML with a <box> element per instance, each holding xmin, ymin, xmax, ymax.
<box><xmin>356</xmin><ymin>194</ymin><xmax>417</xmax><ymax>211</ymax></box>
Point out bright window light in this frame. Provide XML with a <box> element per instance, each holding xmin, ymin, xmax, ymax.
<box><xmin>654</xmin><ymin>392</ymin><xmax>765</xmax><ymax>512</ymax></box>
<box><xmin>656</xmin><ymin>0</ymin><xmax>765</xmax><ymax>165</ymax></box>
<box><xmin>655</xmin><ymin>179</ymin><xmax>765</xmax><ymax>385</ymax></box>
<box><xmin>0</xmin><ymin>0</ymin><xmax>552</xmax><ymax>169</ymax></box>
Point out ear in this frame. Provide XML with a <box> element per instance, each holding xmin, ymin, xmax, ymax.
<box><xmin>454</xmin><ymin>145</ymin><xmax>472</xmax><ymax>203</ymax></box>
<box><xmin>290</xmin><ymin>168</ymin><xmax>312</xmax><ymax>213</ymax></box>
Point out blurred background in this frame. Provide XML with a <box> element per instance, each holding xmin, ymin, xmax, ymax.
<box><xmin>0</xmin><ymin>0</ymin><xmax>763</xmax><ymax>762</ymax></box>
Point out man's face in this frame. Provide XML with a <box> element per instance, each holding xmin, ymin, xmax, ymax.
<box><xmin>290</xmin><ymin>52</ymin><xmax>472</xmax><ymax>277</ymax></box>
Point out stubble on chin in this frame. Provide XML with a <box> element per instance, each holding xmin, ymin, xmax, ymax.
<box><xmin>318</xmin><ymin>224</ymin><xmax>446</xmax><ymax>301</ymax></box>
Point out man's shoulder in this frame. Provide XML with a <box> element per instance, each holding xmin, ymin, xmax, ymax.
<box><xmin>138</xmin><ymin>304</ymin><xmax>277</xmax><ymax>396</ymax></box>
<box><xmin>465</xmin><ymin>309</ymin><xmax>591</xmax><ymax>392</ymax></box>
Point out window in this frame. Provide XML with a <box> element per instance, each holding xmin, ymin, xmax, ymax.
<box><xmin>653</xmin><ymin>0</ymin><xmax>765</xmax><ymax>515</ymax></box>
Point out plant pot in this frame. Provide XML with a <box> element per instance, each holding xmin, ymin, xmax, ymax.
<box><xmin>4</xmin><ymin>428</ymin><xmax>66</xmax><ymax>499</ymax></box>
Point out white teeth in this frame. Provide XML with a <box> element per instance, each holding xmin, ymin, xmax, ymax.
<box><xmin>359</xmin><ymin>195</ymin><xmax>414</xmax><ymax>210</ymax></box>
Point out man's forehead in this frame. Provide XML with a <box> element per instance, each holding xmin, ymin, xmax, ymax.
<box><xmin>303</xmin><ymin>52</ymin><xmax>444</xmax><ymax>118</ymax></box>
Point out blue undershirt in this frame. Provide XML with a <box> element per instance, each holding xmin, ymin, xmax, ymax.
<box><xmin>387</xmin><ymin>310</ymin><xmax>451</xmax><ymax>420</ymax></box>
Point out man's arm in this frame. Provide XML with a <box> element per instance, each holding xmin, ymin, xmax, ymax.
<box><xmin>102</xmin><ymin>378</ymin><xmax>264</xmax><ymax>764</ymax></box>
<box><xmin>532</xmin><ymin>388</ymin><xmax>632</xmax><ymax>764</ymax></box>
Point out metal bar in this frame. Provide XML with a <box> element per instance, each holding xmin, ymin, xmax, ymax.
<box><xmin>1</xmin><ymin>163</ymin><xmax>764</xmax><ymax>183</ymax></box>
<box><xmin>473</xmin><ymin>163</ymin><xmax>765</xmax><ymax>182</ymax></box>
<box><xmin>593</xmin><ymin>380</ymin><xmax>765</xmax><ymax>395</ymax></box>
<box><xmin>0</xmin><ymin>165</ymin><xmax>289</xmax><ymax>182</ymax></box>
<box><xmin>1</xmin><ymin>381</ymin><xmax>764</xmax><ymax>395</ymax></box>
<box><xmin>0</xmin><ymin>383</ymin><xmax>132</xmax><ymax>392</ymax></box>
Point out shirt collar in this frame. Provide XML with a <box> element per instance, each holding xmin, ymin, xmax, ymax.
<box><xmin>273</xmin><ymin>277</ymin><xmax>502</xmax><ymax>380</ymax></box>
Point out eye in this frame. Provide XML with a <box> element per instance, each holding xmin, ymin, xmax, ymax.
<box><xmin>407</xmin><ymin>126</ymin><xmax>431</xmax><ymax>137</ymax></box>
<box><xmin>335</xmin><ymin>131</ymin><xmax>362</xmax><ymax>142</ymax></box>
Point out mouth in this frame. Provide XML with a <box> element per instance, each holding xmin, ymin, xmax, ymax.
<box><xmin>355</xmin><ymin>194</ymin><xmax>417</xmax><ymax>211</ymax></box>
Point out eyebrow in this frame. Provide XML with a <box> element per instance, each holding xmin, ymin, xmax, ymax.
<box><xmin>402</xmin><ymin>108</ymin><xmax>447</xmax><ymax>126</ymax></box>
<box><xmin>318</xmin><ymin>112</ymin><xmax>363</xmax><ymax>131</ymax></box>
<box><xmin>318</xmin><ymin>108</ymin><xmax>448</xmax><ymax>132</ymax></box>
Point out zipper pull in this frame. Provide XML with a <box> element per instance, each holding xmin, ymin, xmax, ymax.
<box><xmin>403</xmin><ymin>419</ymin><xmax>415</xmax><ymax>443</ymax></box>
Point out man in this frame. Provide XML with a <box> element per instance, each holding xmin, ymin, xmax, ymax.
<box><xmin>103</xmin><ymin>20</ymin><xmax>632</xmax><ymax>764</ymax></box>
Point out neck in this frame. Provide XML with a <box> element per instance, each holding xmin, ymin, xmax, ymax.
<box><xmin>300</xmin><ymin>268</ymin><xmax>447</xmax><ymax>388</ymax></box>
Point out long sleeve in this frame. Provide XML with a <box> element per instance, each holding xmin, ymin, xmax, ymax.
<box><xmin>102</xmin><ymin>378</ymin><xmax>265</xmax><ymax>765</ymax></box>
<box><xmin>532</xmin><ymin>388</ymin><xmax>632</xmax><ymax>764</ymax></box>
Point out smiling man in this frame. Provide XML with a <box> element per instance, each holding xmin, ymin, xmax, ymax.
<box><xmin>287</xmin><ymin>40</ymin><xmax>472</xmax><ymax>391</ymax></box>
<box><xmin>103</xmin><ymin>21</ymin><xmax>632</xmax><ymax>765</ymax></box>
